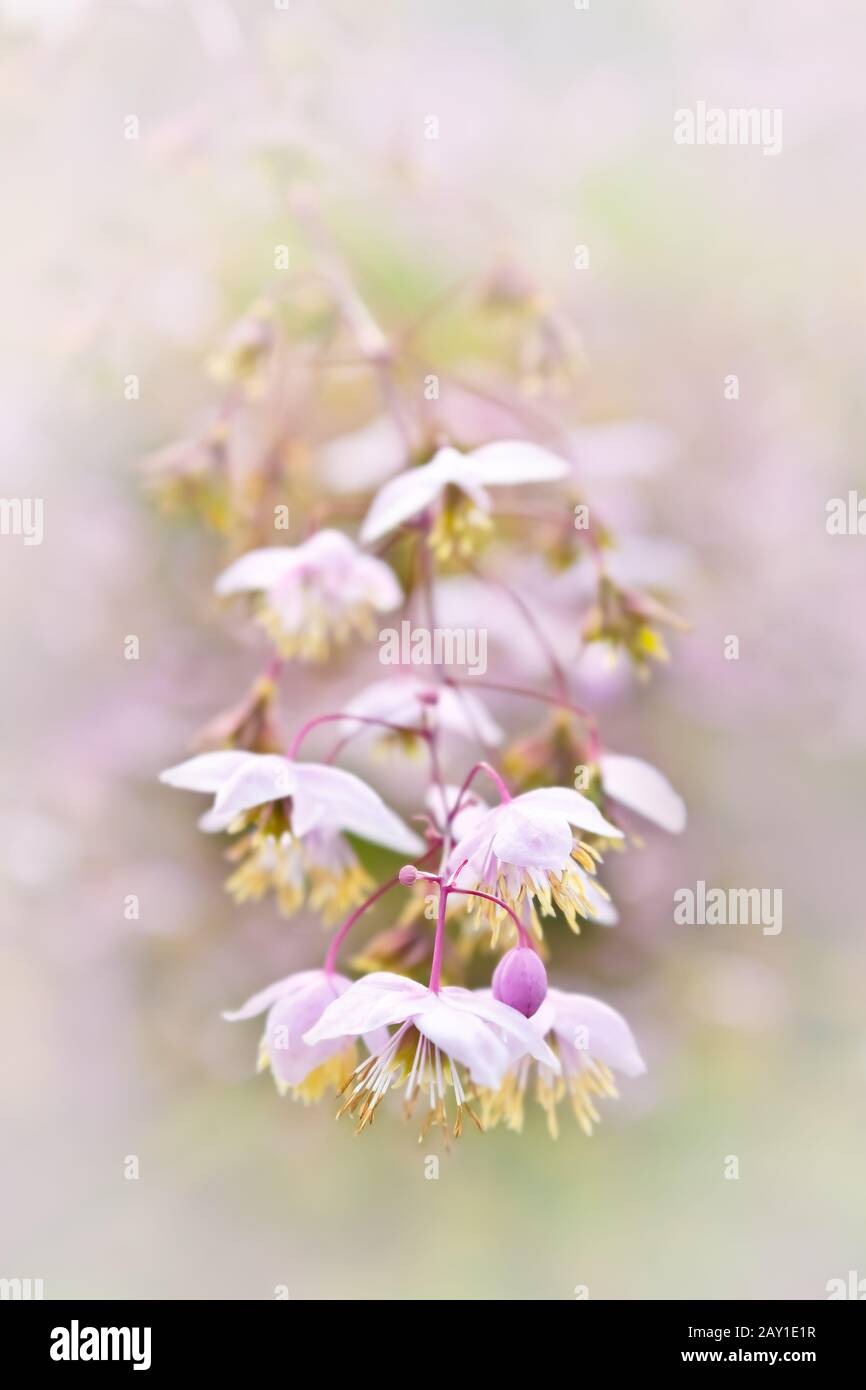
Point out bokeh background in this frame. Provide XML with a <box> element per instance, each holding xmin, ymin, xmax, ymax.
<box><xmin>2</xmin><ymin>0</ymin><xmax>865</xmax><ymax>1300</ymax></box>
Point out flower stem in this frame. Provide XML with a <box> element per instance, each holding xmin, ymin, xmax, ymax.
<box><xmin>447</xmin><ymin>760</ymin><xmax>512</xmax><ymax>829</ymax></box>
<box><xmin>428</xmin><ymin>882</ymin><xmax>449</xmax><ymax>994</ymax></box>
<box><xmin>324</xmin><ymin>845</ymin><xmax>439</xmax><ymax>976</ymax></box>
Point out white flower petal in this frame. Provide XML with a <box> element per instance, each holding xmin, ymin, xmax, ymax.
<box><xmin>359</xmin><ymin>461</ymin><xmax>448</xmax><ymax>543</ymax></box>
<box><xmin>159</xmin><ymin>750</ymin><xmax>253</xmax><ymax>793</ymax></box>
<box><xmin>303</xmin><ymin>973</ymin><xmax>432</xmax><ymax>1041</ymax></box>
<box><xmin>600</xmin><ymin>753</ymin><xmax>686</xmax><ymax>834</ymax></box>
<box><xmin>516</xmin><ymin>786</ymin><xmax>624</xmax><ymax>839</ymax></box>
<box><xmin>490</xmin><ymin>803</ymin><xmax>574</xmax><ymax>872</ymax></box>
<box><xmin>222</xmin><ymin>969</ymin><xmax>324</xmax><ymax>1022</ymax></box>
<box><xmin>466</xmin><ymin>439</ymin><xmax>571</xmax><ymax>486</ymax></box>
<box><xmin>214</xmin><ymin>547</ymin><xmax>296</xmax><ymax>595</ymax></box>
<box><xmin>416</xmin><ymin>997</ymin><xmax>511</xmax><ymax>1088</ymax></box>
<box><xmin>294</xmin><ymin>763</ymin><xmax>424</xmax><ymax>854</ymax></box>
<box><xmin>446</xmin><ymin>988</ymin><xmax>561</xmax><ymax>1073</ymax></box>
<box><xmin>212</xmin><ymin>754</ymin><xmax>297</xmax><ymax>821</ymax></box>
<box><xmin>549</xmin><ymin>989</ymin><xmax>646</xmax><ymax>1077</ymax></box>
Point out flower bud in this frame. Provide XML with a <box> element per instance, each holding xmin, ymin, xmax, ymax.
<box><xmin>398</xmin><ymin>864</ymin><xmax>419</xmax><ymax>886</ymax></box>
<box><xmin>491</xmin><ymin>947</ymin><xmax>547</xmax><ymax>1018</ymax></box>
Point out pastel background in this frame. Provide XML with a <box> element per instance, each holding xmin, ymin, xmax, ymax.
<box><xmin>1</xmin><ymin>0</ymin><xmax>864</xmax><ymax>1300</ymax></box>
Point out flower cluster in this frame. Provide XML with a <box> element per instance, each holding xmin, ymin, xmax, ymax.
<box><xmin>155</xmin><ymin>248</ymin><xmax>687</xmax><ymax>1144</ymax></box>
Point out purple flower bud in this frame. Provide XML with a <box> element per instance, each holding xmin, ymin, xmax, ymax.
<box><xmin>398</xmin><ymin>864</ymin><xmax>419</xmax><ymax>886</ymax></box>
<box><xmin>491</xmin><ymin>947</ymin><xmax>548</xmax><ymax>1018</ymax></box>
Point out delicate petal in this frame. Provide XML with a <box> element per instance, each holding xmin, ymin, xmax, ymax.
<box><xmin>600</xmin><ymin>753</ymin><xmax>686</xmax><ymax>834</ymax></box>
<box><xmin>222</xmin><ymin>969</ymin><xmax>332</xmax><ymax>1022</ymax></box>
<box><xmin>303</xmin><ymin>972</ymin><xmax>432</xmax><ymax>1042</ymax></box>
<box><xmin>212</xmin><ymin>754</ymin><xmax>296</xmax><ymax>821</ymax></box>
<box><xmin>343</xmin><ymin>678</ymin><xmax>502</xmax><ymax>746</ymax></box>
<box><xmin>359</xmin><ymin>461</ymin><xmax>450</xmax><ymax>543</ymax></box>
<box><xmin>214</xmin><ymin>547</ymin><xmax>296</xmax><ymax>595</ymax></box>
<box><xmin>466</xmin><ymin>440</ymin><xmax>571</xmax><ymax>486</ymax></box>
<box><xmin>354</xmin><ymin>553</ymin><xmax>404</xmax><ymax>612</ymax></box>
<box><xmin>198</xmin><ymin>806</ymin><xmax>236</xmax><ymax>834</ymax></box>
<box><xmin>549</xmin><ymin>989</ymin><xmax>646</xmax><ymax>1076</ymax></box>
<box><xmin>490</xmin><ymin>803</ymin><xmax>574</xmax><ymax>871</ymax></box>
<box><xmin>159</xmin><ymin>750</ymin><xmax>252</xmax><ymax>793</ymax></box>
<box><xmin>415</xmin><ymin>997</ymin><xmax>511</xmax><ymax>1088</ymax></box>
<box><xmin>445</xmin><ymin>988</ymin><xmax>561</xmax><ymax>1072</ymax></box>
<box><xmin>265</xmin><ymin>974</ymin><xmax>353</xmax><ymax>1085</ymax></box>
<box><xmin>293</xmin><ymin>763</ymin><xmax>424</xmax><ymax>854</ymax></box>
<box><xmin>438</xmin><ymin>686</ymin><xmax>503</xmax><ymax>746</ymax></box>
<box><xmin>516</xmin><ymin>786</ymin><xmax>624</xmax><ymax>838</ymax></box>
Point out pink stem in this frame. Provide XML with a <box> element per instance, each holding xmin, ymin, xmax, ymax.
<box><xmin>447</xmin><ymin>761</ymin><xmax>512</xmax><ymax>830</ymax></box>
<box><xmin>324</xmin><ymin>846</ymin><xmax>439</xmax><ymax>976</ymax></box>
<box><xmin>428</xmin><ymin>884</ymin><xmax>449</xmax><ymax>994</ymax></box>
<box><xmin>444</xmin><ymin>675</ymin><xmax>598</xmax><ymax>734</ymax></box>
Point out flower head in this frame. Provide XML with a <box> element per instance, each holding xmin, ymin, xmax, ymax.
<box><xmin>446</xmin><ymin>785</ymin><xmax>622</xmax><ymax>941</ymax></box>
<box><xmin>342</xmin><ymin>676</ymin><xmax>503</xmax><ymax>751</ymax></box>
<box><xmin>215</xmin><ymin>529</ymin><xmax>402</xmax><ymax>661</ymax></box>
<box><xmin>480</xmin><ymin>987</ymin><xmax>645</xmax><ymax>1137</ymax></box>
<box><xmin>160</xmin><ymin>751</ymin><xmax>423</xmax><ymax>921</ymax></box>
<box><xmin>360</xmin><ymin>441</ymin><xmax>570</xmax><ymax>559</ymax></box>
<box><xmin>304</xmin><ymin>971</ymin><xmax>559</xmax><ymax>1140</ymax></box>
<box><xmin>223</xmin><ymin>969</ymin><xmax>386</xmax><ymax>1102</ymax></box>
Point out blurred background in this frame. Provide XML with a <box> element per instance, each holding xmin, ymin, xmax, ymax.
<box><xmin>1</xmin><ymin>0</ymin><xmax>865</xmax><ymax>1300</ymax></box>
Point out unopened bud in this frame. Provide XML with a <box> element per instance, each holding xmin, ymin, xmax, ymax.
<box><xmin>491</xmin><ymin>947</ymin><xmax>547</xmax><ymax>1018</ymax></box>
<box><xmin>398</xmin><ymin>865</ymin><xmax>419</xmax><ymax>886</ymax></box>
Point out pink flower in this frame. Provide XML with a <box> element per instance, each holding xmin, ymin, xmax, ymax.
<box><xmin>343</xmin><ymin>676</ymin><xmax>503</xmax><ymax>748</ymax></box>
<box><xmin>480</xmin><ymin>987</ymin><xmax>646</xmax><ymax>1137</ymax></box>
<box><xmin>214</xmin><ymin>528</ymin><xmax>402</xmax><ymax>661</ymax></box>
<box><xmin>359</xmin><ymin>441</ymin><xmax>570</xmax><ymax>556</ymax></box>
<box><xmin>446</xmin><ymin>786</ymin><xmax>622</xmax><ymax>939</ymax></box>
<box><xmin>223</xmin><ymin>969</ymin><xmax>386</xmax><ymax>1103</ymax></box>
<box><xmin>303</xmin><ymin>971</ymin><xmax>560</xmax><ymax>1138</ymax></box>
<box><xmin>160</xmin><ymin>751</ymin><xmax>422</xmax><ymax>920</ymax></box>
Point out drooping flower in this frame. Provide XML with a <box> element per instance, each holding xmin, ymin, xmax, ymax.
<box><xmin>215</xmin><ymin>529</ymin><xmax>403</xmax><ymax>661</ymax></box>
<box><xmin>480</xmin><ymin>987</ymin><xmax>645</xmax><ymax>1138</ymax></box>
<box><xmin>342</xmin><ymin>676</ymin><xmax>503</xmax><ymax>752</ymax></box>
<box><xmin>223</xmin><ymin>969</ymin><xmax>386</xmax><ymax>1103</ymax></box>
<box><xmin>160</xmin><ymin>751</ymin><xmax>423</xmax><ymax>921</ymax></box>
<box><xmin>303</xmin><ymin>971</ymin><xmax>559</xmax><ymax>1139</ymax></box>
<box><xmin>359</xmin><ymin>441</ymin><xmax>570</xmax><ymax>559</ymax></box>
<box><xmin>582</xmin><ymin>574</ymin><xmax>688</xmax><ymax>678</ymax></box>
<box><xmin>501</xmin><ymin>711</ymin><xmax>686</xmax><ymax>837</ymax></box>
<box><xmin>446</xmin><ymin>785</ymin><xmax>622</xmax><ymax>941</ymax></box>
